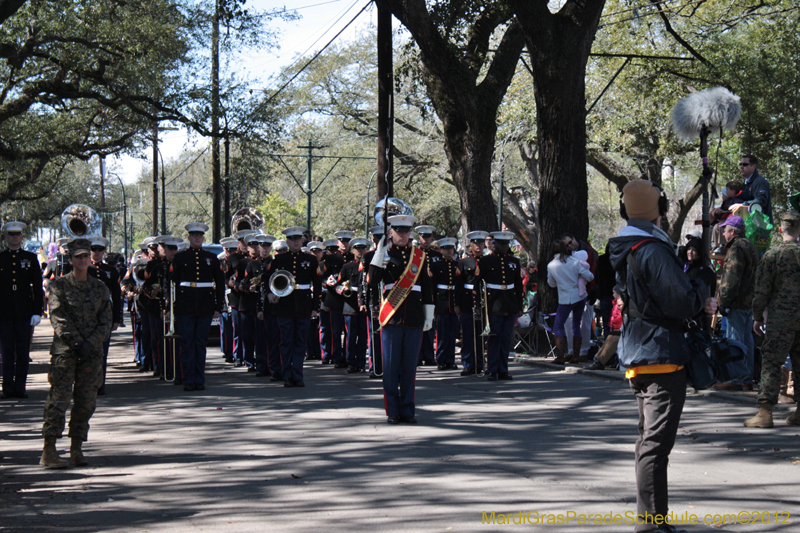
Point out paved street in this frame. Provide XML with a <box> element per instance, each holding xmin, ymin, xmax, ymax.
<box><xmin>1</xmin><ymin>322</ymin><xmax>798</xmax><ymax>532</ymax></box>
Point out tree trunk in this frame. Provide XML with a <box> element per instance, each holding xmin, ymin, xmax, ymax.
<box><xmin>510</xmin><ymin>0</ymin><xmax>606</xmax><ymax>313</ymax></box>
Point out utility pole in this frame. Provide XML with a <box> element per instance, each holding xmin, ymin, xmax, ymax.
<box><xmin>152</xmin><ymin>124</ymin><xmax>159</xmax><ymax>236</ymax></box>
<box><xmin>210</xmin><ymin>0</ymin><xmax>222</xmax><ymax>242</ymax></box>
<box><xmin>160</xmin><ymin>153</ymin><xmax>167</xmax><ymax>236</ymax></box>
<box><xmin>376</xmin><ymin>0</ymin><xmax>393</xmax><ymax>199</ymax></box>
<box><xmin>224</xmin><ymin>127</ymin><xmax>230</xmax><ymax>233</ymax></box>
<box><xmin>99</xmin><ymin>156</ymin><xmax>106</xmax><ymax>237</ymax></box>
<box><xmin>302</xmin><ymin>140</ymin><xmax>325</xmax><ymax>233</ymax></box>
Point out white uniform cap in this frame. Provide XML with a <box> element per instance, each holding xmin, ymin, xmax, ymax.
<box><xmin>334</xmin><ymin>230</ymin><xmax>355</xmax><ymax>240</ymax></box>
<box><xmin>155</xmin><ymin>234</ymin><xmax>173</xmax><ymax>244</ymax></box>
<box><xmin>185</xmin><ymin>222</ymin><xmax>209</xmax><ymax>233</ymax></box>
<box><xmin>260</xmin><ymin>234</ymin><xmax>276</xmax><ymax>244</ymax></box>
<box><xmin>177</xmin><ymin>242</ymin><xmax>189</xmax><ymax>251</ymax></box>
<box><xmin>233</xmin><ymin>229</ymin><xmax>255</xmax><ymax>241</ymax></box>
<box><xmin>245</xmin><ymin>234</ymin><xmax>262</xmax><ymax>245</ymax></box>
<box><xmin>282</xmin><ymin>226</ymin><xmax>308</xmax><ymax>237</ymax></box>
<box><xmin>415</xmin><ymin>225</ymin><xmax>436</xmax><ymax>235</ymax></box>
<box><xmin>273</xmin><ymin>239</ymin><xmax>288</xmax><ymax>250</ymax></box>
<box><xmin>350</xmin><ymin>237</ymin><xmax>369</xmax><ymax>248</ymax></box>
<box><xmin>466</xmin><ymin>230</ymin><xmax>490</xmax><ymax>241</ymax></box>
<box><xmin>369</xmin><ymin>225</ymin><xmax>385</xmax><ymax>236</ymax></box>
<box><xmin>161</xmin><ymin>236</ymin><xmax>183</xmax><ymax>246</ymax></box>
<box><xmin>388</xmin><ymin>214</ymin><xmax>418</xmax><ymax>228</ymax></box>
<box><xmin>143</xmin><ymin>236</ymin><xmax>159</xmax><ymax>248</ymax></box>
<box><xmin>2</xmin><ymin>221</ymin><xmax>26</xmax><ymax>232</ymax></box>
<box><xmin>437</xmin><ymin>237</ymin><xmax>458</xmax><ymax>248</ymax></box>
<box><xmin>489</xmin><ymin>230</ymin><xmax>515</xmax><ymax>241</ymax></box>
<box><xmin>221</xmin><ymin>239</ymin><xmax>238</xmax><ymax>250</ymax></box>
<box><xmin>323</xmin><ymin>238</ymin><xmax>338</xmax><ymax>248</ymax></box>
<box><xmin>90</xmin><ymin>236</ymin><xmax>110</xmax><ymax>248</ymax></box>
<box><xmin>307</xmin><ymin>241</ymin><xmax>324</xmax><ymax>251</ymax></box>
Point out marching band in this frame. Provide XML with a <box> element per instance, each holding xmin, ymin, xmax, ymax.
<box><xmin>2</xmin><ymin>199</ymin><xmax>526</xmax><ymax>425</ymax></box>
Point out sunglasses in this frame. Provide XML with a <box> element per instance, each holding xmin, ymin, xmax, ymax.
<box><xmin>393</xmin><ymin>228</ymin><xmax>411</xmax><ymax>234</ymax></box>
<box><xmin>418</xmin><ymin>233</ymin><xmax>432</xmax><ymax>238</ymax></box>
<box><xmin>6</xmin><ymin>232</ymin><xmax>22</xmax><ymax>236</ymax></box>
<box><xmin>470</xmin><ymin>239</ymin><xmax>483</xmax><ymax>244</ymax></box>
<box><xmin>189</xmin><ymin>232</ymin><xmax>204</xmax><ymax>236</ymax></box>
<box><xmin>353</xmin><ymin>245</ymin><xmax>367</xmax><ymax>250</ymax></box>
<box><xmin>165</xmin><ymin>245</ymin><xmax>178</xmax><ymax>250</ymax></box>
<box><xmin>90</xmin><ymin>246</ymin><xmax>106</xmax><ymax>252</ymax></box>
<box><xmin>287</xmin><ymin>235</ymin><xmax>303</xmax><ymax>241</ymax></box>
<box><xmin>339</xmin><ymin>238</ymin><xmax>351</xmax><ymax>243</ymax></box>
<box><xmin>739</xmin><ymin>162</ymin><xmax>752</xmax><ymax>167</ymax></box>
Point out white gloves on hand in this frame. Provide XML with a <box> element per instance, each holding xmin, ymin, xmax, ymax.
<box><xmin>369</xmin><ymin>235</ymin><xmax>391</xmax><ymax>268</ymax></box>
<box><xmin>30</xmin><ymin>315</ymin><xmax>42</xmax><ymax>326</ymax></box>
<box><xmin>423</xmin><ymin>304</ymin><xmax>435</xmax><ymax>331</ymax></box>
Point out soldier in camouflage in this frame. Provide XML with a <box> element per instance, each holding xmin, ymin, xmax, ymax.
<box><xmin>41</xmin><ymin>238</ymin><xmax>112</xmax><ymax>468</ymax></box>
<box><xmin>747</xmin><ymin>210</ymin><xmax>800</xmax><ymax>428</ymax></box>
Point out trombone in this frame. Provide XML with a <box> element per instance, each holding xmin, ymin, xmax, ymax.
<box><xmin>162</xmin><ymin>281</ymin><xmax>179</xmax><ymax>382</ymax></box>
<box><xmin>472</xmin><ymin>281</ymin><xmax>494</xmax><ymax>378</ymax></box>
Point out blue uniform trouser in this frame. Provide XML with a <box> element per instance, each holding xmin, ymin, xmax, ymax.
<box><xmin>306</xmin><ymin>316</ymin><xmax>321</xmax><ymax>360</ymax></box>
<box><xmin>265</xmin><ymin>313</ymin><xmax>282</xmax><ymax>376</ymax></box>
<box><xmin>435</xmin><ymin>314</ymin><xmax>459</xmax><ymax>367</ymax></box>
<box><xmin>149</xmin><ymin>313</ymin><xmax>164</xmax><ymax>373</ymax></box>
<box><xmin>726</xmin><ymin>308</ymin><xmax>755</xmax><ymax>384</ymax></box>
<box><xmin>0</xmin><ymin>319</ymin><xmax>32</xmax><ymax>395</ymax></box>
<box><xmin>139</xmin><ymin>310</ymin><xmax>153</xmax><ymax>368</ymax></box>
<box><xmin>418</xmin><ymin>325</ymin><xmax>436</xmax><ymax>363</ymax></box>
<box><xmin>134</xmin><ymin>318</ymin><xmax>144</xmax><ymax>364</ymax></box>
<box><xmin>220</xmin><ymin>310</ymin><xmax>233</xmax><ymax>359</ymax></box>
<box><xmin>277</xmin><ymin>316</ymin><xmax>310</xmax><ymax>383</ymax></box>
<box><xmin>231</xmin><ymin>308</ymin><xmax>244</xmax><ymax>362</ymax></box>
<box><xmin>459</xmin><ymin>311</ymin><xmax>485</xmax><ymax>371</ymax></box>
<box><xmin>255</xmin><ymin>313</ymin><xmax>268</xmax><ymax>373</ymax></box>
<box><xmin>319</xmin><ymin>309</ymin><xmax>333</xmax><ymax>362</ymax></box>
<box><xmin>488</xmin><ymin>314</ymin><xmax>516</xmax><ymax>375</ymax></box>
<box><xmin>328</xmin><ymin>308</ymin><xmax>345</xmax><ymax>363</ymax></box>
<box><xmin>344</xmin><ymin>314</ymin><xmax>368</xmax><ymax>370</ymax></box>
<box><xmin>367</xmin><ymin>315</ymin><xmax>383</xmax><ymax>375</ymax></box>
<box><xmin>176</xmin><ymin>314</ymin><xmax>213</xmax><ymax>386</ymax></box>
<box><xmin>381</xmin><ymin>325</ymin><xmax>423</xmax><ymax>418</ymax></box>
<box><xmin>241</xmin><ymin>311</ymin><xmax>256</xmax><ymax>368</ymax></box>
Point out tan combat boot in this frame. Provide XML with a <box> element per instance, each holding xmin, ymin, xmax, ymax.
<box><xmin>786</xmin><ymin>404</ymin><xmax>800</xmax><ymax>426</ymax></box>
<box><xmin>70</xmin><ymin>438</ymin><xmax>88</xmax><ymax>467</ymax></box>
<box><xmin>744</xmin><ymin>403</ymin><xmax>774</xmax><ymax>428</ymax></box>
<box><xmin>553</xmin><ymin>337</ymin><xmax>568</xmax><ymax>365</ymax></box>
<box><xmin>40</xmin><ymin>437</ymin><xmax>69</xmax><ymax>469</ymax></box>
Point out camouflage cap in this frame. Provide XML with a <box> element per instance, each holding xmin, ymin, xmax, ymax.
<box><xmin>780</xmin><ymin>209</ymin><xmax>800</xmax><ymax>227</ymax></box>
<box><xmin>68</xmin><ymin>238</ymin><xmax>92</xmax><ymax>257</ymax></box>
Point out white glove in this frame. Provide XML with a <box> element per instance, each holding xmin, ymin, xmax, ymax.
<box><xmin>423</xmin><ymin>304</ymin><xmax>435</xmax><ymax>331</ymax></box>
<box><xmin>369</xmin><ymin>235</ymin><xmax>391</xmax><ymax>268</ymax></box>
<box><xmin>30</xmin><ymin>315</ymin><xmax>42</xmax><ymax>326</ymax></box>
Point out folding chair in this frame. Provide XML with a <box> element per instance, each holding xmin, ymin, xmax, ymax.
<box><xmin>514</xmin><ymin>312</ymin><xmax>536</xmax><ymax>355</ymax></box>
<box><xmin>535</xmin><ymin>312</ymin><xmax>558</xmax><ymax>358</ymax></box>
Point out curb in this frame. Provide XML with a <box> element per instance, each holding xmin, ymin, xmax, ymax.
<box><xmin>511</xmin><ymin>354</ymin><xmax>796</xmax><ymax>412</ymax></box>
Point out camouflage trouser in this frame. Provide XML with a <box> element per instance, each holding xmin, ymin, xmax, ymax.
<box><xmin>758</xmin><ymin>326</ymin><xmax>800</xmax><ymax>406</ymax></box>
<box><xmin>42</xmin><ymin>350</ymin><xmax>102</xmax><ymax>441</ymax></box>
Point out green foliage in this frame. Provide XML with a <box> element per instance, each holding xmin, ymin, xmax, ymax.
<box><xmin>256</xmin><ymin>194</ymin><xmax>306</xmax><ymax>237</ymax></box>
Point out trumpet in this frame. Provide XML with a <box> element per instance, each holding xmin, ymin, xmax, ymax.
<box><xmin>340</xmin><ymin>280</ymin><xmax>353</xmax><ymax>297</ymax></box>
<box><xmin>163</xmin><ymin>281</ymin><xmax>179</xmax><ymax>382</ymax></box>
<box><xmin>480</xmin><ymin>281</ymin><xmax>494</xmax><ymax>338</ymax></box>
<box><xmin>269</xmin><ymin>270</ymin><xmax>296</xmax><ymax>298</ymax></box>
<box><xmin>247</xmin><ymin>275</ymin><xmax>262</xmax><ymax>292</ymax></box>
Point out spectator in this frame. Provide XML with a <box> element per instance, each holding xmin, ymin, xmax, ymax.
<box><xmin>710</xmin><ymin>180</ymin><xmax>744</xmax><ymax>225</ymax></box>
<box><xmin>729</xmin><ymin>155</ymin><xmax>772</xmax><ymax>224</ymax></box>
<box><xmin>546</xmin><ymin>237</ymin><xmax>594</xmax><ymax>365</ymax></box>
<box><xmin>587</xmin><ymin>290</ymin><xmax>623</xmax><ymax>371</ymax></box>
<box><xmin>595</xmin><ymin>245</ymin><xmax>616</xmax><ymax>337</ymax></box>
<box><xmin>561</xmin><ymin>233</ymin><xmax>599</xmax><ymax>358</ymax></box>
<box><xmin>715</xmin><ymin>215</ymin><xmax>759</xmax><ymax>391</ymax></box>
<box><xmin>683</xmin><ymin>238</ymin><xmax>717</xmax><ymax>297</ymax></box>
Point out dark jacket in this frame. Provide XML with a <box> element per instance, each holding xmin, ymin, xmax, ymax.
<box><xmin>429</xmin><ymin>257</ymin><xmax>461</xmax><ymax>314</ymax></box>
<box><xmin>266</xmin><ymin>251</ymin><xmax>321</xmax><ymax>318</ymax></box>
<box><xmin>740</xmin><ymin>170</ymin><xmax>772</xmax><ymax>224</ymax></box>
<box><xmin>474</xmin><ymin>252</ymin><xmax>523</xmax><ymax>316</ymax></box>
<box><xmin>0</xmin><ymin>248</ymin><xmax>44</xmax><ymax>320</ymax></box>
<box><xmin>367</xmin><ymin>244</ymin><xmax>433</xmax><ymax>328</ymax></box>
<box><xmin>170</xmin><ymin>247</ymin><xmax>225</xmax><ymax>316</ymax></box>
<box><xmin>717</xmin><ymin>235</ymin><xmax>759</xmax><ymax>311</ymax></box>
<box><xmin>608</xmin><ymin>220</ymin><xmax>706</xmax><ymax>368</ymax></box>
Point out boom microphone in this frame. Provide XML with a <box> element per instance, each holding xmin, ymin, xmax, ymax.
<box><xmin>670</xmin><ymin>87</ymin><xmax>742</xmax><ymax>141</ymax></box>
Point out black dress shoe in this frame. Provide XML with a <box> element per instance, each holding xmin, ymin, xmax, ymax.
<box><xmin>224</xmin><ymin>356</ymin><xmax>234</xmax><ymax>363</ymax></box>
<box><xmin>437</xmin><ymin>364</ymin><xmax>446</xmax><ymax>370</ymax></box>
<box><xmin>321</xmin><ymin>358</ymin><xmax>332</xmax><ymax>365</ymax></box>
<box><xmin>15</xmin><ymin>392</ymin><xmax>28</xmax><ymax>398</ymax></box>
<box><xmin>460</xmin><ymin>368</ymin><xmax>473</xmax><ymax>376</ymax></box>
<box><xmin>334</xmin><ymin>361</ymin><xmax>348</xmax><ymax>369</ymax></box>
<box><xmin>195</xmin><ymin>384</ymin><xmax>205</xmax><ymax>391</ymax></box>
<box><xmin>587</xmin><ymin>361</ymin><xmax>605</xmax><ymax>371</ymax></box>
<box><xmin>486</xmin><ymin>373</ymin><xmax>498</xmax><ymax>381</ymax></box>
<box><xmin>184</xmin><ymin>385</ymin><xmax>194</xmax><ymax>391</ymax></box>
<box><xmin>294</xmin><ymin>380</ymin><xmax>305</xmax><ymax>387</ymax></box>
<box><xmin>234</xmin><ymin>360</ymin><xmax>244</xmax><ymax>367</ymax></box>
<box><xmin>498</xmin><ymin>373</ymin><xmax>513</xmax><ymax>380</ymax></box>
<box><xmin>346</xmin><ymin>366</ymin><xmax>359</xmax><ymax>373</ymax></box>
<box><xmin>387</xmin><ymin>416</ymin><xmax>400</xmax><ymax>424</ymax></box>
<box><xmin>399</xmin><ymin>416</ymin><xmax>417</xmax><ymax>424</ymax></box>
<box><xmin>139</xmin><ymin>366</ymin><xmax>151</xmax><ymax>372</ymax></box>
<box><xmin>270</xmin><ymin>375</ymin><xmax>283</xmax><ymax>382</ymax></box>
<box><xmin>255</xmin><ymin>371</ymin><xmax>270</xmax><ymax>377</ymax></box>
<box><xmin>450</xmin><ymin>364</ymin><xmax>460</xmax><ymax>370</ymax></box>
<box><xmin>1</xmin><ymin>392</ymin><xmax>13</xmax><ymax>400</ymax></box>
<box><xmin>173</xmin><ymin>378</ymin><xmax>183</xmax><ymax>385</ymax></box>
<box><xmin>284</xmin><ymin>380</ymin><xmax>296</xmax><ymax>387</ymax></box>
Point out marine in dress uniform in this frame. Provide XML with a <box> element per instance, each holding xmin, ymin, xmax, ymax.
<box><xmin>335</xmin><ymin>229</ymin><xmax>356</xmax><ymax>264</ymax></box>
<box><xmin>253</xmin><ymin>234</ymin><xmax>279</xmax><ymax>378</ymax></box>
<box><xmin>136</xmin><ymin>237</ymin><xmax>161</xmax><ymax>372</ymax></box>
<box><xmin>170</xmin><ymin>223</ymin><xmax>225</xmax><ymax>391</ymax></box>
<box><xmin>142</xmin><ymin>236</ymin><xmax>175</xmax><ymax>378</ymax></box>
<box><xmin>265</xmin><ymin>226</ymin><xmax>321</xmax><ymax>387</ymax></box>
<box><xmin>88</xmin><ymin>236</ymin><xmax>123</xmax><ymax>395</ymax></box>
<box><xmin>319</xmin><ymin>239</ymin><xmax>346</xmax><ymax>366</ymax></box>
<box><xmin>429</xmin><ymin>237</ymin><xmax>461</xmax><ymax>370</ymax></box>
<box><xmin>236</xmin><ymin>234</ymin><xmax>262</xmax><ymax>371</ymax></box>
<box><xmin>415</xmin><ymin>225</ymin><xmax>441</xmax><ymax>366</ymax></box>
<box><xmin>458</xmin><ymin>231</ymin><xmax>489</xmax><ymax>376</ymax></box>
<box><xmin>0</xmin><ymin>222</ymin><xmax>44</xmax><ymax>399</ymax></box>
<box><xmin>362</xmin><ymin>226</ymin><xmax>384</xmax><ymax>378</ymax></box>
<box><xmin>368</xmin><ymin>214</ymin><xmax>434</xmax><ymax>424</ymax></box>
<box><xmin>305</xmin><ymin>241</ymin><xmax>325</xmax><ymax>363</ymax></box>
<box><xmin>218</xmin><ymin>238</ymin><xmax>240</xmax><ymax>362</ymax></box>
<box><xmin>41</xmin><ymin>238</ymin><xmax>112</xmax><ymax>469</ymax></box>
<box><xmin>228</xmin><ymin>229</ymin><xmax>254</xmax><ymax>366</ymax></box>
<box><xmin>474</xmin><ymin>231</ymin><xmax>523</xmax><ymax>381</ymax></box>
<box><xmin>337</xmin><ymin>237</ymin><xmax>369</xmax><ymax>373</ymax></box>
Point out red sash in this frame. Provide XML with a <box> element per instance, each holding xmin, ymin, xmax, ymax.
<box><xmin>378</xmin><ymin>247</ymin><xmax>426</xmax><ymax>327</ymax></box>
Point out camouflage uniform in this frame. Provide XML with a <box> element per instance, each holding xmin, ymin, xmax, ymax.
<box><xmin>752</xmin><ymin>218</ymin><xmax>800</xmax><ymax>406</ymax></box>
<box><xmin>42</xmin><ymin>272</ymin><xmax>112</xmax><ymax>441</ymax></box>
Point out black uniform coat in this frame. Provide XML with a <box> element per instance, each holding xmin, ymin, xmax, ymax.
<box><xmin>266</xmin><ymin>251</ymin><xmax>321</xmax><ymax>318</ymax></box>
<box><xmin>458</xmin><ymin>254</ymin><xmax>481</xmax><ymax>310</ymax></box>
<box><xmin>0</xmin><ymin>248</ymin><xmax>44</xmax><ymax>320</ymax></box>
<box><xmin>321</xmin><ymin>252</ymin><xmax>345</xmax><ymax>310</ymax></box>
<box><xmin>474</xmin><ymin>252</ymin><xmax>523</xmax><ymax>316</ymax></box>
<box><xmin>91</xmin><ymin>260</ymin><xmax>123</xmax><ymax>324</ymax></box>
<box><xmin>170</xmin><ymin>247</ymin><xmax>225</xmax><ymax>316</ymax></box>
<box><xmin>367</xmin><ymin>244</ymin><xmax>434</xmax><ymax>328</ymax></box>
<box><xmin>221</xmin><ymin>251</ymin><xmax>245</xmax><ymax>309</ymax></box>
<box><xmin>337</xmin><ymin>260</ymin><xmax>362</xmax><ymax>315</ymax></box>
<box><xmin>237</xmin><ymin>255</ymin><xmax>262</xmax><ymax>313</ymax></box>
<box><xmin>429</xmin><ymin>257</ymin><xmax>461</xmax><ymax>314</ymax></box>
<box><xmin>139</xmin><ymin>257</ymin><xmax>164</xmax><ymax>315</ymax></box>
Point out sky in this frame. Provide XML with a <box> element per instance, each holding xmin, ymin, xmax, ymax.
<box><xmin>111</xmin><ymin>0</ymin><xmax>376</xmax><ymax>184</ymax></box>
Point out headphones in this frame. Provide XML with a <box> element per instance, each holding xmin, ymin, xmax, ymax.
<box><xmin>619</xmin><ymin>180</ymin><xmax>669</xmax><ymax>220</ymax></box>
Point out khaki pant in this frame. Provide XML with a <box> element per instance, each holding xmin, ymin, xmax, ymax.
<box><xmin>42</xmin><ymin>351</ymin><xmax>102</xmax><ymax>441</ymax></box>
